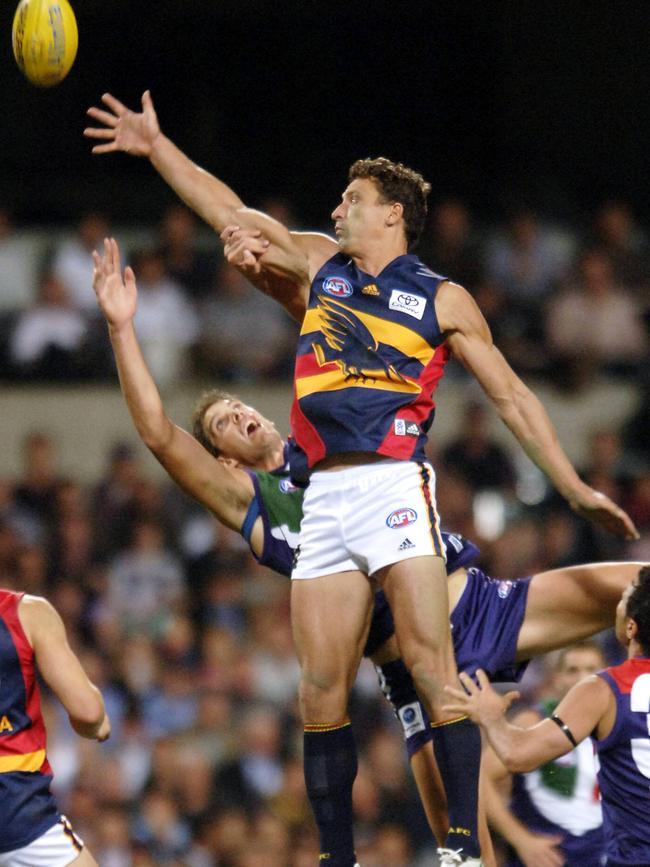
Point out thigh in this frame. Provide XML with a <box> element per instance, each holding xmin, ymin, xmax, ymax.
<box><xmin>516</xmin><ymin>562</ymin><xmax>643</xmax><ymax>660</ymax></box>
<box><xmin>378</xmin><ymin>555</ymin><xmax>453</xmax><ymax>671</ymax></box>
<box><xmin>291</xmin><ymin>570</ymin><xmax>374</xmax><ymax>687</ymax></box>
<box><xmin>69</xmin><ymin>850</ymin><xmax>98</xmax><ymax>867</ymax></box>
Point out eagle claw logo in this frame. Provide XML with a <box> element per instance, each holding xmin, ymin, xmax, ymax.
<box><xmin>312</xmin><ymin>297</ymin><xmax>405</xmax><ymax>384</ymax></box>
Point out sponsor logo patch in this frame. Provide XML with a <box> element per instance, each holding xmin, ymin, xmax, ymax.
<box><xmin>393</xmin><ymin>419</ymin><xmax>420</xmax><ymax>437</ymax></box>
<box><xmin>386</xmin><ymin>508</ymin><xmax>418</xmax><ymax>529</ymax></box>
<box><xmin>389</xmin><ymin>289</ymin><xmax>426</xmax><ymax>320</ymax></box>
<box><xmin>322</xmin><ymin>276</ymin><xmax>353</xmax><ymax>298</ymax></box>
<box><xmin>398</xmin><ymin>701</ymin><xmax>426</xmax><ymax>738</ymax></box>
<box><xmin>279</xmin><ymin>479</ymin><xmax>298</xmax><ymax>494</ymax></box>
<box><xmin>497</xmin><ymin>580</ymin><xmax>514</xmax><ymax>599</ymax></box>
<box><xmin>362</xmin><ymin>283</ymin><xmax>380</xmax><ymax>296</ymax></box>
<box><xmin>398</xmin><ymin>538</ymin><xmax>415</xmax><ymax>551</ymax></box>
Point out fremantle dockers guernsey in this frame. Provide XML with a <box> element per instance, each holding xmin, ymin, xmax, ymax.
<box><xmin>595</xmin><ymin>657</ymin><xmax>650</xmax><ymax>866</ymax></box>
<box><xmin>507</xmin><ymin>698</ymin><xmax>603</xmax><ymax>867</ymax></box>
<box><xmin>289</xmin><ymin>253</ymin><xmax>449</xmax><ymax>484</ymax></box>
<box><xmin>0</xmin><ymin>590</ymin><xmax>59</xmax><ymax>852</ymax></box>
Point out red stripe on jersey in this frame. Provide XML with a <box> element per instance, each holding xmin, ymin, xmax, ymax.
<box><xmin>295</xmin><ymin>349</ymin><xmax>338</xmax><ymax>379</ymax></box>
<box><xmin>606</xmin><ymin>657</ymin><xmax>650</xmax><ymax>694</ymax></box>
<box><xmin>377</xmin><ymin>344</ymin><xmax>449</xmax><ymax>458</ymax></box>
<box><xmin>0</xmin><ymin>590</ymin><xmax>52</xmax><ymax>774</ymax></box>
<box><xmin>290</xmin><ymin>396</ymin><xmax>327</xmax><ymax>467</ymax></box>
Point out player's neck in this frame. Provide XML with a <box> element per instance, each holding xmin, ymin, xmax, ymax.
<box><xmin>628</xmin><ymin>639</ymin><xmax>648</xmax><ymax>659</ymax></box>
<box><xmin>259</xmin><ymin>441</ymin><xmax>287</xmax><ymax>472</ymax></box>
<box><xmin>351</xmin><ymin>237</ymin><xmax>408</xmax><ymax>277</ymax></box>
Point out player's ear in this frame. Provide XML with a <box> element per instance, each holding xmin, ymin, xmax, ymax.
<box><xmin>217</xmin><ymin>456</ymin><xmax>240</xmax><ymax>469</ymax></box>
<box><xmin>627</xmin><ymin>617</ymin><xmax>639</xmax><ymax>640</ymax></box>
<box><xmin>385</xmin><ymin>201</ymin><xmax>404</xmax><ymax>227</ymax></box>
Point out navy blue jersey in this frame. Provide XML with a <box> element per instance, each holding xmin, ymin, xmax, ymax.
<box><xmin>290</xmin><ymin>253</ymin><xmax>449</xmax><ymax>484</ymax></box>
<box><xmin>0</xmin><ymin>590</ymin><xmax>59</xmax><ymax>852</ymax></box>
<box><xmin>595</xmin><ymin>657</ymin><xmax>650</xmax><ymax>866</ymax></box>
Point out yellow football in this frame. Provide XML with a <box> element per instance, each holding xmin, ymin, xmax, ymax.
<box><xmin>12</xmin><ymin>0</ymin><xmax>78</xmax><ymax>87</ymax></box>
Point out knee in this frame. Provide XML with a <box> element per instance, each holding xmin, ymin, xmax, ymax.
<box><xmin>299</xmin><ymin>668</ymin><xmax>349</xmax><ymax>720</ymax></box>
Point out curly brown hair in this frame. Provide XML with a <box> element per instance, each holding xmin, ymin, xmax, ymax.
<box><xmin>349</xmin><ymin>157</ymin><xmax>431</xmax><ymax>250</ymax></box>
<box><xmin>191</xmin><ymin>388</ymin><xmax>236</xmax><ymax>458</ymax></box>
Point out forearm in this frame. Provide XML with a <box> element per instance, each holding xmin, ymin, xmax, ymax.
<box><xmin>484</xmin><ymin>775</ymin><xmax>533</xmax><ymax>849</ymax></box>
<box><xmin>69</xmin><ymin>686</ymin><xmax>106</xmax><ymax>739</ymax></box>
<box><xmin>498</xmin><ymin>384</ymin><xmax>587</xmax><ymax>501</ymax></box>
<box><xmin>109</xmin><ymin>321</ymin><xmax>173</xmax><ymax>452</ymax></box>
<box><xmin>149</xmin><ymin>133</ymin><xmax>245</xmax><ymax>233</ymax></box>
<box><xmin>483</xmin><ymin>718</ymin><xmax>555</xmax><ymax>774</ymax></box>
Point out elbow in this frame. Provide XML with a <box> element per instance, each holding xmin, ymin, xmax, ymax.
<box><xmin>73</xmin><ymin>691</ymin><xmax>105</xmax><ymax>727</ymax></box>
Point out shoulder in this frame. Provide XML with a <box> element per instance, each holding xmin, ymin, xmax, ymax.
<box><xmin>17</xmin><ymin>594</ymin><xmax>62</xmax><ymax>648</ymax></box>
<box><xmin>290</xmin><ymin>231</ymin><xmax>338</xmax><ymax>277</ymax></box>
<box><xmin>435</xmin><ymin>280</ymin><xmax>489</xmax><ymax>336</ymax></box>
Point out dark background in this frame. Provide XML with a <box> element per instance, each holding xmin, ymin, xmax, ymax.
<box><xmin>2</xmin><ymin>0</ymin><xmax>649</xmax><ymax>228</ymax></box>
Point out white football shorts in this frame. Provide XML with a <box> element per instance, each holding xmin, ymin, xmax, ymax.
<box><xmin>0</xmin><ymin>816</ymin><xmax>84</xmax><ymax>867</ymax></box>
<box><xmin>292</xmin><ymin>459</ymin><xmax>445</xmax><ymax>580</ymax></box>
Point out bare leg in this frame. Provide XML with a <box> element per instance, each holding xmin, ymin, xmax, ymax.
<box><xmin>516</xmin><ymin>562</ymin><xmax>644</xmax><ymax>660</ymax></box>
<box><xmin>69</xmin><ymin>848</ymin><xmax>99</xmax><ymax>867</ymax></box>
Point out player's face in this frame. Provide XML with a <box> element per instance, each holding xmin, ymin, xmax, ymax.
<box><xmin>331</xmin><ymin>178</ymin><xmax>393</xmax><ymax>254</ymax></box>
<box><xmin>555</xmin><ymin>647</ymin><xmax>605</xmax><ymax>696</ymax></box>
<box><xmin>203</xmin><ymin>399</ymin><xmax>282</xmax><ymax>467</ymax></box>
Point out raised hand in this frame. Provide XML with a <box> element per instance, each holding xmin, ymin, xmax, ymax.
<box><xmin>92</xmin><ymin>237</ymin><xmax>137</xmax><ymax>329</ymax></box>
<box><xmin>221</xmin><ymin>225</ymin><xmax>270</xmax><ymax>276</ymax></box>
<box><xmin>84</xmin><ymin>90</ymin><xmax>160</xmax><ymax>158</ymax></box>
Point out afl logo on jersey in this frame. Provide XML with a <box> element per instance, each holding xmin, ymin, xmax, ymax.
<box><xmin>386</xmin><ymin>507</ymin><xmax>418</xmax><ymax>529</ymax></box>
<box><xmin>322</xmin><ymin>276</ymin><xmax>353</xmax><ymax>298</ymax></box>
<box><xmin>279</xmin><ymin>479</ymin><xmax>298</xmax><ymax>494</ymax></box>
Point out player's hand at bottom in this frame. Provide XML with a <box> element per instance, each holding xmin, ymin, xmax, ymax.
<box><xmin>443</xmin><ymin>669</ymin><xmax>519</xmax><ymax>725</ymax></box>
<box><xmin>95</xmin><ymin>713</ymin><xmax>111</xmax><ymax>743</ymax></box>
<box><xmin>515</xmin><ymin>830</ymin><xmax>565</xmax><ymax>867</ymax></box>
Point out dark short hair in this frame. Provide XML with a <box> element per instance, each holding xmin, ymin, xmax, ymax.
<box><xmin>626</xmin><ymin>566</ymin><xmax>650</xmax><ymax>652</ymax></box>
<box><xmin>191</xmin><ymin>389</ymin><xmax>236</xmax><ymax>458</ymax></box>
<box><xmin>349</xmin><ymin>157</ymin><xmax>431</xmax><ymax>250</ymax></box>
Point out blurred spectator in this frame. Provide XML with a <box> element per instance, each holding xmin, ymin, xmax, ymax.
<box><xmin>417</xmin><ymin>198</ymin><xmax>485</xmax><ymax>287</ymax></box>
<box><xmin>442</xmin><ymin>402</ymin><xmax>517</xmax><ymax>493</ymax></box>
<box><xmin>158</xmin><ymin>204</ymin><xmax>219</xmax><ymax>301</ymax></box>
<box><xmin>92</xmin><ymin>441</ymin><xmax>145</xmax><ymax>558</ymax></box>
<box><xmin>9</xmin><ymin>271</ymin><xmax>91</xmax><ymax>380</ymax></box>
<box><xmin>106</xmin><ymin>517</ymin><xmax>185</xmax><ymax>635</ymax></box>
<box><xmin>545</xmin><ymin>248</ymin><xmax>648</xmax><ymax>383</ymax></box>
<box><xmin>51</xmin><ymin>212</ymin><xmax>110</xmax><ymax>313</ymax></box>
<box><xmin>0</xmin><ymin>208</ymin><xmax>39</xmax><ymax>313</ymax></box>
<box><xmin>12</xmin><ymin>430</ymin><xmax>62</xmax><ymax>539</ymax></box>
<box><xmin>130</xmin><ymin>248</ymin><xmax>199</xmax><ymax>388</ymax></box>
<box><xmin>591</xmin><ymin>200</ymin><xmax>650</xmax><ymax>291</ymax></box>
<box><xmin>195</xmin><ymin>263</ymin><xmax>296</xmax><ymax>382</ymax></box>
<box><xmin>486</xmin><ymin>208</ymin><xmax>575</xmax><ymax>305</ymax></box>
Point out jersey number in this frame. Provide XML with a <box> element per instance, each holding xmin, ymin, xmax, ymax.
<box><xmin>630</xmin><ymin>672</ymin><xmax>650</xmax><ymax>780</ymax></box>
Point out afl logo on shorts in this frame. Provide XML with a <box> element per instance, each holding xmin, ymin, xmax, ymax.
<box><xmin>386</xmin><ymin>507</ymin><xmax>418</xmax><ymax>529</ymax></box>
<box><xmin>279</xmin><ymin>479</ymin><xmax>298</xmax><ymax>493</ymax></box>
<box><xmin>322</xmin><ymin>276</ymin><xmax>353</xmax><ymax>298</ymax></box>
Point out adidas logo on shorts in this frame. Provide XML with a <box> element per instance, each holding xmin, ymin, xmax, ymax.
<box><xmin>398</xmin><ymin>538</ymin><xmax>415</xmax><ymax>550</ymax></box>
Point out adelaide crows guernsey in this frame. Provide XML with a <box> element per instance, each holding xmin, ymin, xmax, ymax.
<box><xmin>595</xmin><ymin>657</ymin><xmax>650</xmax><ymax>866</ymax></box>
<box><xmin>290</xmin><ymin>253</ymin><xmax>449</xmax><ymax>482</ymax></box>
<box><xmin>0</xmin><ymin>589</ymin><xmax>59</xmax><ymax>852</ymax></box>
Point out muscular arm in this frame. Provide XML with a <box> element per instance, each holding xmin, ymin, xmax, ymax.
<box><xmin>444</xmin><ymin>670</ymin><xmax>613</xmax><ymax>775</ymax></box>
<box><xmin>85</xmin><ymin>92</ymin><xmax>337</xmax><ymax>317</ymax></box>
<box><xmin>93</xmin><ymin>239</ymin><xmax>254</xmax><ymax>533</ymax></box>
<box><xmin>18</xmin><ymin>596</ymin><xmax>109</xmax><ymax>740</ymax></box>
<box><xmin>437</xmin><ymin>281</ymin><xmax>638</xmax><ymax>540</ymax></box>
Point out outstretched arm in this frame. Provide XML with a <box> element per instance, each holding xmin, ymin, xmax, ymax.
<box><xmin>84</xmin><ymin>92</ymin><xmax>334</xmax><ymax>315</ymax></box>
<box><xmin>444</xmin><ymin>670</ymin><xmax>612</xmax><ymax>774</ymax></box>
<box><xmin>92</xmin><ymin>238</ymin><xmax>254</xmax><ymax>532</ymax></box>
<box><xmin>437</xmin><ymin>281</ymin><xmax>638</xmax><ymax>540</ymax></box>
<box><xmin>18</xmin><ymin>596</ymin><xmax>110</xmax><ymax>741</ymax></box>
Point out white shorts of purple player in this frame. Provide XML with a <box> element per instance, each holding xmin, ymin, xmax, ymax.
<box><xmin>0</xmin><ymin>816</ymin><xmax>84</xmax><ymax>867</ymax></box>
<box><xmin>292</xmin><ymin>459</ymin><xmax>445</xmax><ymax>580</ymax></box>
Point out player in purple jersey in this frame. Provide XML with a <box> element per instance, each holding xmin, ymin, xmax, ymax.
<box><xmin>84</xmin><ymin>98</ymin><xmax>636</xmax><ymax>866</ymax></box>
<box><xmin>94</xmin><ymin>237</ymin><xmax>643</xmax><ymax>866</ymax></box>
<box><xmin>444</xmin><ymin>565</ymin><xmax>650</xmax><ymax>867</ymax></box>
